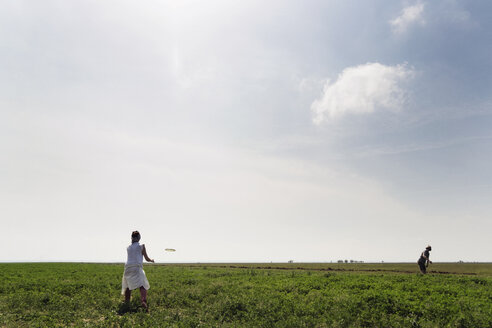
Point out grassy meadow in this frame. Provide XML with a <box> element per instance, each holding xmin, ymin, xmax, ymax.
<box><xmin>0</xmin><ymin>262</ymin><xmax>491</xmax><ymax>327</ymax></box>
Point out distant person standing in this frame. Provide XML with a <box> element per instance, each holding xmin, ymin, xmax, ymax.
<box><xmin>122</xmin><ymin>231</ymin><xmax>154</xmax><ymax>311</ymax></box>
<box><xmin>418</xmin><ymin>245</ymin><xmax>432</xmax><ymax>274</ymax></box>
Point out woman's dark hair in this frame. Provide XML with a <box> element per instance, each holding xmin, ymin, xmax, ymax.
<box><xmin>131</xmin><ymin>231</ymin><xmax>141</xmax><ymax>242</ymax></box>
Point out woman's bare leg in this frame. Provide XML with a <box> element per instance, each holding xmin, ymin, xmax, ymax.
<box><xmin>139</xmin><ymin>286</ymin><xmax>148</xmax><ymax>310</ymax></box>
<box><xmin>125</xmin><ymin>288</ymin><xmax>131</xmax><ymax>302</ymax></box>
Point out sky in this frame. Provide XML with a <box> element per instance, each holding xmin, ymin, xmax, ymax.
<box><xmin>1</xmin><ymin>0</ymin><xmax>491</xmax><ymax>263</ymax></box>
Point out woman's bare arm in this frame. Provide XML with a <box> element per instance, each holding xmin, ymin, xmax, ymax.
<box><xmin>142</xmin><ymin>244</ymin><xmax>154</xmax><ymax>263</ymax></box>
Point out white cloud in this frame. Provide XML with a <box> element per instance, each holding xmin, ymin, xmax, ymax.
<box><xmin>390</xmin><ymin>2</ymin><xmax>425</xmax><ymax>34</ymax></box>
<box><xmin>311</xmin><ymin>62</ymin><xmax>415</xmax><ymax>124</ymax></box>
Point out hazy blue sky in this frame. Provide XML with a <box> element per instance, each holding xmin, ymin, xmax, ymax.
<box><xmin>2</xmin><ymin>0</ymin><xmax>491</xmax><ymax>262</ymax></box>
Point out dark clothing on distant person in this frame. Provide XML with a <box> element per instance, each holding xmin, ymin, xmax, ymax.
<box><xmin>418</xmin><ymin>258</ymin><xmax>427</xmax><ymax>273</ymax></box>
<box><xmin>418</xmin><ymin>249</ymin><xmax>430</xmax><ymax>274</ymax></box>
<box><xmin>419</xmin><ymin>250</ymin><xmax>429</xmax><ymax>263</ymax></box>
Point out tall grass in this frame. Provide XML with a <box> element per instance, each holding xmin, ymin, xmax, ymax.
<box><xmin>0</xmin><ymin>263</ymin><xmax>491</xmax><ymax>327</ymax></box>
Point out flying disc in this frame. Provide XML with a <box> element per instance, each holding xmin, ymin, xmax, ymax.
<box><xmin>165</xmin><ymin>248</ymin><xmax>176</xmax><ymax>252</ymax></box>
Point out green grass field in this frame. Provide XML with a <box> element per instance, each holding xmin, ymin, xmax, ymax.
<box><xmin>1</xmin><ymin>263</ymin><xmax>491</xmax><ymax>327</ymax></box>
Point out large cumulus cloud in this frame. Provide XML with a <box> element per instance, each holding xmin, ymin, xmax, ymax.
<box><xmin>311</xmin><ymin>62</ymin><xmax>415</xmax><ymax>124</ymax></box>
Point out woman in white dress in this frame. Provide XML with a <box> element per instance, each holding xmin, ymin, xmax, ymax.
<box><xmin>122</xmin><ymin>231</ymin><xmax>154</xmax><ymax>310</ymax></box>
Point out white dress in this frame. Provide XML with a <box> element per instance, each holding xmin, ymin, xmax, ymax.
<box><xmin>121</xmin><ymin>242</ymin><xmax>150</xmax><ymax>294</ymax></box>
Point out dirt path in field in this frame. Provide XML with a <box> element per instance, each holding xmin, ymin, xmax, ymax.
<box><xmin>205</xmin><ymin>265</ymin><xmax>478</xmax><ymax>275</ymax></box>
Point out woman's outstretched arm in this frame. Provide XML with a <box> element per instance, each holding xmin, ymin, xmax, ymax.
<box><xmin>142</xmin><ymin>244</ymin><xmax>155</xmax><ymax>263</ymax></box>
